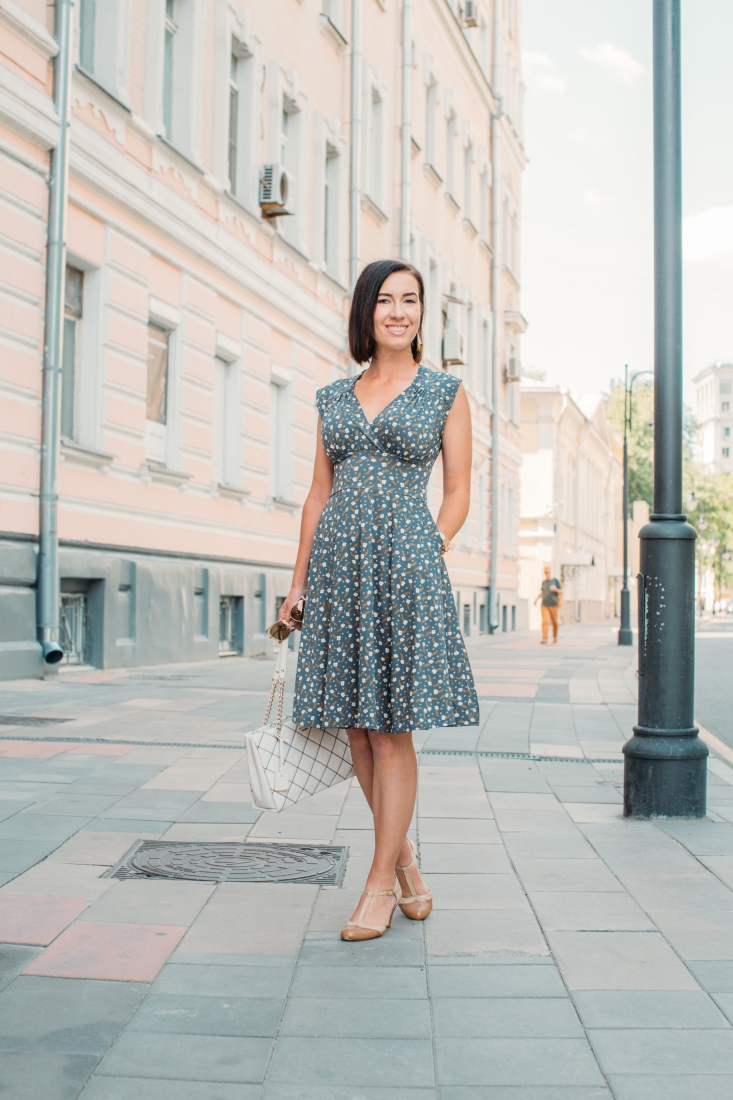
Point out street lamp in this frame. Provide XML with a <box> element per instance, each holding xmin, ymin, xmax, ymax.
<box><xmin>622</xmin><ymin>0</ymin><xmax>707</xmax><ymax>818</ymax></box>
<box><xmin>618</xmin><ymin>365</ymin><xmax>653</xmax><ymax>645</ymax></box>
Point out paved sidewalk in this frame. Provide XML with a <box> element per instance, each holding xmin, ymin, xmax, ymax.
<box><xmin>1</xmin><ymin>624</ymin><xmax>733</xmax><ymax>1098</ymax></box>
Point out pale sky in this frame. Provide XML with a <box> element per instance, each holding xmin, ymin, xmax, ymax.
<box><xmin>520</xmin><ymin>0</ymin><xmax>733</xmax><ymax>401</ymax></box>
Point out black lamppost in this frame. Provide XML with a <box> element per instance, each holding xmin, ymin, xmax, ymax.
<box><xmin>619</xmin><ymin>365</ymin><xmax>653</xmax><ymax>646</ymax></box>
<box><xmin>622</xmin><ymin>0</ymin><xmax>708</xmax><ymax>818</ymax></box>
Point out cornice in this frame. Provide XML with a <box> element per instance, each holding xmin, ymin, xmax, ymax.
<box><xmin>0</xmin><ymin>62</ymin><xmax>58</xmax><ymax>149</ymax></box>
<box><xmin>0</xmin><ymin>0</ymin><xmax>58</xmax><ymax>60</ymax></box>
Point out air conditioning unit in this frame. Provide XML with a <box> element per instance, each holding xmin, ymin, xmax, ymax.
<box><xmin>505</xmin><ymin>357</ymin><xmax>521</xmax><ymax>381</ymax></box>
<box><xmin>259</xmin><ymin>164</ymin><xmax>295</xmax><ymax>218</ymax></box>
<box><xmin>442</xmin><ymin>328</ymin><xmax>465</xmax><ymax>365</ymax></box>
<box><xmin>463</xmin><ymin>0</ymin><xmax>479</xmax><ymax>27</ymax></box>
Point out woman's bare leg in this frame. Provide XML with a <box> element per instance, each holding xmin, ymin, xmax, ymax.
<box><xmin>346</xmin><ymin>728</ymin><xmax>427</xmax><ymax>926</ymax></box>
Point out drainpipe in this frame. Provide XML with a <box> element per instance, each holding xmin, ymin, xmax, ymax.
<box><xmin>349</xmin><ymin>0</ymin><xmax>362</xmax><ymax>294</ymax></box>
<box><xmin>399</xmin><ymin>0</ymin><xmax>412</xmax><ymax>260</ymax></box>
<box><xmin>487</xmin><ymin>3</ymin><xmax>502</xmax><ymax>632</ymax></box>
<box><xmin>38</xmin><ymin>0</ymin><xmax>74</xmax><ymax>667</ymax></box>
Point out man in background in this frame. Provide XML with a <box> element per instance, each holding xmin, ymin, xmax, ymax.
<box><xmin>539</xmin><ymin>566</ymin><xmax>562</xmax><ymax>645</ymax></box>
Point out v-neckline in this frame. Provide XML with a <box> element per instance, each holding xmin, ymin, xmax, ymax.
<box><xmin>352</xmin><ymin>367</ymin><xmax>423</xmax><ymax>427</ymax></box>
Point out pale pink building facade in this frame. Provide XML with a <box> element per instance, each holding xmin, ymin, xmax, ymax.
<box><xmin>0</xmin><ymin>0</ymin><xmax>525</xmax><ymax>677</ymax></box>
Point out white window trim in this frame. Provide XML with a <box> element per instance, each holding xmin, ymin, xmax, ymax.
<box><xmin>267</xmin><ymin>61</ymin><xmax>309</xmax><ymax>256</ymax></box>
<box><xmin>362</xmin><ymin>64</ymin><xmax>389</xmax><ymax>215</ymax></box>
<box><xmin>146</xmin><ymin>0</ymin><xmax>206</xmax><ymax>162</ymax></box>
<box><xmin>213</xmin><ymin>6</ymin><xmax>263</xmax><ymax>214</ymax></box>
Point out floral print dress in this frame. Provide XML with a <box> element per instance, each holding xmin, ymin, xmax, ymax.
<box><xmin>292</xmin><ymin>365</ymin><xmax>479</xmax><ymax>735</ymax></box>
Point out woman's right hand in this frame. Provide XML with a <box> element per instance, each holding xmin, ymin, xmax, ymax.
<box><xmin>279</xmin><ymin>585</ymin><xmax>307</xmax><ymax>630</ymax></box>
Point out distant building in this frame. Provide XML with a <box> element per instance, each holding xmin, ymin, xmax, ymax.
<box><xmin>518</xmin><ymin>384</ymin><xmax>623</xmax><ymax>629</ymax></box>
<box><xmin>0</xmin><ymin>0</ymin><xmax>525</xmax><ymax>677</ymax></box>
<box><xmin>693</xmin><ymin>362</ymin><xmax>733</xmax><ymax>475</ymax></box>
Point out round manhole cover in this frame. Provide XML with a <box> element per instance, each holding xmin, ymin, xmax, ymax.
<box><xmin>113</xmin><ymin>841</ymin><xmax>348</xmax><ymax>886</ymax></box>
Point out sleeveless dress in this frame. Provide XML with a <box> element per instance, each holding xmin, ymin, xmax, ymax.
<box><xmin>292</xmin><ymin>365</ymin><xmax>479</xmax><ymax>735</ymax></box>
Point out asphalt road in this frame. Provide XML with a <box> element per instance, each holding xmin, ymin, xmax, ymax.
<box><xmin>696</xmin><ymin>621</ymin><xmax>733</xmax><ymax>750</ymax></box>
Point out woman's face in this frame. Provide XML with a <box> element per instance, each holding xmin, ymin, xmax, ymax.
<box><xmin>372</xmin><ymin>271</ymin><xmax>422</xmax><ymax>356</ymax></box>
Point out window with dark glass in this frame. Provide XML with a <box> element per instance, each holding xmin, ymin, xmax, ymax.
<box><xmin>61</xmin><ymin>267</ymin><xmax>83</xmax><ymax>439</ymax></box>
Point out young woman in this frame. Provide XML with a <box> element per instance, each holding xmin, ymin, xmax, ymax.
<box><xmin>279</xmin><ymin>259</ymin><xmax>478</xmax><ymax>941</ymax></box>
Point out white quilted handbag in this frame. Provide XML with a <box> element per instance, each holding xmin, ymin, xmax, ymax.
<box><xmin>245</xmin><ymin>638</ymin><xmax>354</xmax><ymax>813</ymax></box>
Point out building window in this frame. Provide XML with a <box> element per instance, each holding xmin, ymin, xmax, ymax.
<box><xmin>425</xmin><ymin>81</ymin><xmax>438</xmax><ymax>171</ymax></box>
<box><xmin>219</xmin><ymin>595</ymin><xmax>241</xmax><ymax>654</ymax></box>
<box><xmin>145</xmin><ymin>324</ymin><xmax>170</xmax><ymax>463</ymax></box>
<box><xmin>228</xmin><ymin>50</ymin><xmax>239</xmax><ymax>192</ymax></box>
<box><xmin>280</xmin><ymin>93</ymin><xmax>301</xmax><ymax>240</ymax></box>
<box><xmin>724</xmin><ymin>427</ymin><xmax>731</xmax><ymax>439</ymax></box>
<box><xmin>446</xmin><ymin>114</ymin><xmax>457</xmax><ymax>200</ymax></box>
<box><xmin>481</xmin><ymin>319</ymin><xmax>490</xmax><ymax>403</ymax></box>
<box><xmin>213</xmin><ymin>355</ymin><xmax>240</xmax><ymax>487</ymax></box>
<box><xmin>61</xmin><ymin>267</ymin><xmax>83</xmax><ymax>440</ymax></box>
<box><xmin>723</xmin><ymin>402</ymin><xmax>730</xmax><ymax>413</ymax></box>
<box><xmin>79</xmin><ymin>0</ymin><xmax>96</xmax><ymax>71</ymax></box>
<box><xmin>270</xmin><ymin>381</ymin><xmax>291</xmax><ymax>501</ymax></box>
<box><xmin>368</xmin><ymin>87</ymin><xmax>384</xmax><ymax>207</ymax></box>
<box><xmin>464</xmin><ymin>143</ymin><xmax>474</xmax><ymax>224</ymax></box>
<box><xmin>723</xmin><ymin>448</ymin><xmax>730</xmax><ymax>458</ymax></box>
<box><xmin>324</xmin><ymin>143</ymin><xmax>340</xmax><ymax>277</ymax></box>
<box><xmin>721</xmin><ymin>380</ymin><xmax>732</xmax><ymax>395</ymax></box>
<box><xmin>163</xmin><ymin>0</ymin><xmax>176</xmax><ymax>139</ymax></box>
<box><xmin>60</xmin><ymin>593</ymin><xmax>87</xmax><ymax>665</ymax></box>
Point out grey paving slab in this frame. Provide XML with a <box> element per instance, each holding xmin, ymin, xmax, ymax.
<box><xmin>711</xmin><ymin>991</ymin><xmax>733</xmax><ymax>1022</ymax></box>
<box><xmin>127</xmin><ymin>993</ymin><xmax>284</xmax><ymax>1036</ymax></box>
<box><xmin>430</xmin><ymin>873</ymin><xmax>530</xmax><ymax>910</ymax></box>
<box><xmin>0</xmin><ymin>813</ymin><xmax>91</xmax><ymax>843</ymax></box>
<box><xmin>431</xmin><ymin>997</ymin><xmax>584</xmax><ymax>1038</ymax></box>
<box><xmin>81</xmin><ymin>817</ymin><xmax>172</xmax><ymax>832</ymax></box>
<box><xmin>530</xmin><ymin>891</ymin><xmax>654</xmax><ymax>931</ymax></box>
<box><xmin>263</xmin><ymin>1089</ymin><xmax>435</xmax><ymax>1100</ymax></box>
<box><xmin>0</xmin><ymin>976</ymin><xmax>146</xmax><ymax>1053</ymax></box>
<box><xmin>608</xmin><ymin>1077</ymin><xmax>733</xmax><ymax>1100</ymax></box>
<box><xmin>47</xmin><ymin>830</ymin><xmax>144</xmax><ymax>865</ymax></box>
<box><xmin>479</xmin><ymin>761</ymin><xmax>553</xmax><ymax>795</ymax></box>
<box><xmin>81</xmin><ymin>1078</ymin><xmax>258</xmax><ymax>1100</ymax></box>
<box><xmin>22</xmin><ymin>793</ymin><xmax>121</xmax><ymax>816</ymax></box>
<box><xmin>178</xmin><ymin>801</ymin><xmax>262</xmax><ymax>823</ymax></box>
<box><xmin>418</xmin><ymin>843</ymin><xmax>510</xmax><ymax>872</ymax></box>
<box><xmin>676</xmin><ymin>961</ymin><xmax>733</xmax><ymax>993</ymax></box>
<box><xmin>280</xmin><ymin>996</ymin><xmax>432</xmax><ymax>1038</ymax></box>
<box><xmin>178</xmin><ymin>882</ymin><xmax>316</xmax><ymax>956</ymax></box>
<box><xmin>80</xmin><ymin>880</ymin><xmax>215</xmax><ymax>925</ymax></box>
<box><xmin>572</xmin><ymin>990</ymin><xmax>730</xmax><ymax>1029</ymax></box>
<box><xmin>440</xmin><ymin>1090</ymin><xmax>611</xmax><ymax>1100</ymax></box>
<box><xmin>96</xmin><ymin>1031</ymin><xmax>273</xmax><ymax>1082</ymax></box>
<box><xmin>418</xmin><ymin>818</ymin><xmax>503</xmax><ymax>844</ymax></box>
<box><xmin>656</xmin><ymin>820</ymin><xmax>733</xmax><ymax>856</ymax></box>
<box><xmin>426</xmin><ymin>908</ymin><xmax>547</xmax><ymax>956</ymax></box>
<box><xmin>289</xmin><ymin>965</ymin><xmax>428</xmax><ymax>1000</ymax></box>
<box><xmin>0</xmin><ymin>943</ymin><xmax>42</xmax><ymax>992</ymax></box>
<box><xmin>103</xmin><ymin>789</ymin><xmax>203</xmax><ymax>813</ymax></box>
<box><xmin>428</xmin><ymin>964</ymin><xmax>566</xmax><ymax>998</ymax></box>
<box><xmin>267</xmin><ymin>1036</ymin><xmax>434</xmax><ymax>1087</ymax></box>
<box><xmin>168</xmin><ymin>951</ymin><xmax>296</xmax><ymax>967</ymax></box>
<box><xmin>0</xmin><ymin>838</ymin><xmax>61</xmax><ymax>871</ymax></box>
<box><xmin>501</xmin><ymin>832</ymin><xmax>597</xmax><ymax>859</ymax></box>
<box><xmin>589</xmin><ymin>1027</ymin><xmax>733</xmax><ymax>1073</ymax></box>
<box><xmin>152</xmin><ymin>962</ymin><xmax>294</xmax><ymax>999</ymax></box>
<box><xmin>0</xmin><ymin>799</ymin><xmax>34</xmax><ymax>821</ymax></box>
<box><xmin>434</xmin><ymin>1037</ymin><xmax>605</xmax><ymax>1086</ymax></box>
<box><xmin>298</xmin><ymin>926</ymin><xmax>423</xmax><ymax>968</ymax></box>
<box><xmin>555</xmin><ymin>787</ymin><xmax>622</xmax><ymax>804</ymax></box>
<box><xmin>513</xmin><ymin>858</ymin><xmax>624</xmax><ymax>892</ymax></box>
<box><xmin>547</xmin><ymin>932</ymin><xmax>700</xmax><ymax>990</ymax></box>
<box><xmin>0</xmin><ymin>1052</ymin><xmax>99</xmax><ymax>1100</ymax></box>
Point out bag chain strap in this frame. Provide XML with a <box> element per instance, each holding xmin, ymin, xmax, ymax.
<box><xmin>262</xmin><ymin>640</ymin><xmax>288</xmax><ymax>743</ymax></box>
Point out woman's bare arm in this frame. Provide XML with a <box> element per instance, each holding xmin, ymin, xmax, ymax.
<box><xmin>436</xmin><ymin>383</ymin><xmax>472</xmax><ymax>540</ymax></box>
<box><xmin>279</xmin><ymin>418</ymin><xmax>334</xmax><ymax>625</ymax></box>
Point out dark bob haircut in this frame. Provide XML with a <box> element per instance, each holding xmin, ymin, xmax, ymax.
<box><xmin>348</xmin><ymin>259</ymin><xmax>425</xmax><ymax>366</ymax></box>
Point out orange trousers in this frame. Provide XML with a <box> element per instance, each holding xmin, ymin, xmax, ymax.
<box><xmin>542</xmin><ymin>605</ymin><xmax>559</xmax><ymax>642</ymax></box>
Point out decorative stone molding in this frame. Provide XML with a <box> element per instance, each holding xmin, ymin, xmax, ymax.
<box><xmin>319</xmin><ymin>14</ymin><xmax>348</xmax><ymax>54</ymax></box>
<box><xmin>0</xmin><ymin>64</ymin><xmax>58</xmax><ymax>149</ymax></box>
<box><xmin>361</xmin><ymin>193</ymin><xmax>388</xmax><ymax>227</ymax></box>
<box><xmin>0</xmin><ymin>0</ymin><xmax>58</xmax><ymax>59</ymax></box>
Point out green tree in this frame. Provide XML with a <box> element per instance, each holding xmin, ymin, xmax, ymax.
<box><xmin>685</xmin><ymin>470</ymin><xmax>733</xmax><ymax>605</ymax></box>
<box><xmin>605</xmin><ymin>379</ymin><xmax>654</xmax><ymax>507</ymax></box>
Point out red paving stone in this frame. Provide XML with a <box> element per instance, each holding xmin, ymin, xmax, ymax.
<box><xmin>23</xmin><ymin>920</ymin><xmax>187</xmax><ymax>981</ymax></box>
<box><xmin>0</xmin><ymin>894</ymin><xmax>88</xmax><ymax>945</ymax></box>
<box><xmin>0</xmin><ymin>742</ymin><xmax>72</xmax><ymax>757</ymax></box>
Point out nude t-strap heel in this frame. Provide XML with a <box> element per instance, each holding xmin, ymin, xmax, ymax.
<box><xmin>397</xmin><ymin>838</ymin><xmax>433</xmax><ymax>921</ymax></box>
<box><xmin>341</xmin><ymin>879</ymin><xmax>402</xmax><ymax>941</ymax></box>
